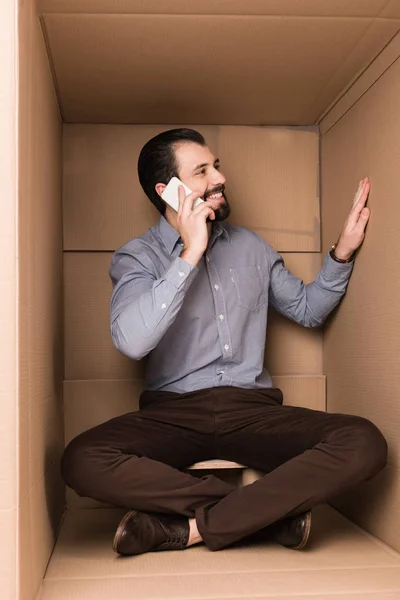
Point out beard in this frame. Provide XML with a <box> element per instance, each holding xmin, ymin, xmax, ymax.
<box><xmin>204</xmin><ymin>185</ymin><xmax>231</xmax><ymax>222</ymax></box>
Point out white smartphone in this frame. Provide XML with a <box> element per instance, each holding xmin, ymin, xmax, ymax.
<box><xmin>161</xmin><ymin>176</ymin><xmax>204</xmax><ymax>212</ymax></box>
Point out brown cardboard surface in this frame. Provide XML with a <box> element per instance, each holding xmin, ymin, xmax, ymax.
<box><xmin>37</xmin><ymin>590</ymin><xmax>400</xmax><ymax>600</ymax></box>
<box><xmin>333</xmin><ymin>464</ymin><xmax>400</xmax><ymax>555</ymax></box>
<box><xmin>380</xmin><ymin>0</ymin><xmax>400</xmax><ymax>18</ymax></box>
<box><xmin>64</xmin><ymin>379</ymin><xmax>141</xmax><ymax>446</ymax></box>
<box><xmin>38</xmin><ymin>569</ymin><xmax>400</xmax><ymax>599</ymax></box>
<box><xmin>320</xmin><ymin>31</ymin><xmax>400</xmax><ymax>134</ymax></box>
<box><xmin>64</xmin><ymin>251</ymin><xmax>322</xmax><ymax>381</ymax></box>
<box><xmin>63</xmin><ymin>252</ymin><xmax>142</xmax><ymax>381</ymax></box>
<box><xmin>28</xmin><ymin>463</ymin><xmax>65</xmax><ymax>597</ymax></box>
<box><xmin>40</xmin><ymin>506</ymin><xmax>400</xmax><ymax>598</ymax></box>
<box><xmin>1</xmin><ymin>0</ymin><xmax>18</xmax><ymax>597</ymax></box>
<box><xmin>304</xmin><ymin>18</ymin><xmax>400</xmax><ymax>123</ymax></box>
<box><xmin>62</xmin><ymin>125</ymin><xmax>319</xmax><ymax>251</ymax></box>
<box><xmin>321</xmin><ymin>43</ymin><xmax>400</xmax><ymax>549</ymax></box>
<box><xmin>41</xmin><ymin>14</ymin><xmax>397</xmax><ymax>125</ymax></box>
<box><xmin>45</xmin><ymin>505</ymin><xmax>400</xmax><ymax>581</ymax></box>
<box><xmin>217</xmin><ymin>127</ymin><xmax>320</xmax><ymax>251</ymax></box>
<box><xmin>37</xmin><ymin>0</ymin><xmax>391</xmax><ymax>17</ymax></box>
<box><xmin>266</xmin><ymin>250</ymin><xmax>322</xmax><ymax>376</ymax></box>
<box><xmin>36</xmin><ymin>592</ymin><xmax>400</xmax><ymax>600</ymax></box>
<box><xmin>17</xmin><ymin>2</ymin><xmax>64</xmax><ymax>599</ymax></box>
<box><xmin>8</xmin><ymin>4</ymin><xmax>400</xmax><ymax>599</ymax></box>
<box><xmin>0</xmin><ymin>510</ymin><xmax>17</xmax><ymax>600</ymax></box>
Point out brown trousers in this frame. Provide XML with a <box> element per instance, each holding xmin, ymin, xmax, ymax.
<box><xmin>61</xmin><ymin>386</ymin><xmax>387</xmax><ymax>550</ymax></box>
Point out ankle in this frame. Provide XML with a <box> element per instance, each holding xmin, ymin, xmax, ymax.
<box><xmin>187</xmin><ymin>518</ymin><xmax>203</xmax><ymax>547</ymax></box>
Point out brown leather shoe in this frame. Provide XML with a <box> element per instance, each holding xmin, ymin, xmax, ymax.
<box><xmin>112</xmin><ymin>510</ymin><xmax>190</xmax><ymax>556</ymax></box>
<box><xmin>269</xmin><ymin>510</ymin><xmax>312</xmax><ymax>550</ymax></box>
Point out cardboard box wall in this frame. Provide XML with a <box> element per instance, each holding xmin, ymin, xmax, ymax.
<box><xmin>320</xmin><ymin>35</ymin><xmax>400</xmax><ymax>549</ymax></box>
<box><xmin>1</xmin><ymin>0</ymin><xmax>399</xmax><ymax>598</ymax></box>
<box><xmin>18</xmin><ymin>2</ymin><xmax>65</xmax><ymax>600</ymax></box>
<box><xmin>1</xmin><ymin>1</ymin><xmax>19</xmax><ymax>599</ymax></box>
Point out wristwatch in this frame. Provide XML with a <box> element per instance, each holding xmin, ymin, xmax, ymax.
<box><xmin>330</xmin><ymin>243</ymin><xmax>355</xmax><ymax>264</ymax></box>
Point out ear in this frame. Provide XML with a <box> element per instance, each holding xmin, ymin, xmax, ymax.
<box><xmin>155</xmin><ymin>182</ymin><xmax>166</xmax><ymax>197</ymax></box>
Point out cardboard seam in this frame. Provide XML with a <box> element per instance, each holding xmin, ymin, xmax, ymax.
<box><xmin>18</xmin><ymin>457</ymin><xmax>63</xmax><ymax>507</ymax></box>
<box><xmin>303</xmin><ymin>15</ymin><xmax>385</xmax><ymax>123</ymax></box>
<box><xmin>331</xmin><ymin>505</ymin><xmax>400</xmax><ymax>559</ymax></box>
<box><xmin>379</xmin><ymin>0</ymin><xmax>398</xmax><ymax>18</ymax></box>
<box><xmin>39</xmin><ymin>15</ymin><xmax>65</xmax><ymax>121</ymax></box>
<box><xmin>41</xmin><ymin>13</ymin><xmax>394</xmax><ymax>21</ymax></box>
<box><xmin>320</xmin><ymin>52</ymin><xmax>400</xmax><ymax>135</ymax></box>
<box><xmin>43</xmin><ymin>564</ymin><xmax>400</xmax><ymax>582</ymax></box>
<box><xmin>41</xmin><ymin>507</ymin><xmax>68</xmax><ymax>581</ymax></box>
<box><xmin>318</xmin><ymin>29</ymin><xmax>400</xmax><ymax>130</ymax></box>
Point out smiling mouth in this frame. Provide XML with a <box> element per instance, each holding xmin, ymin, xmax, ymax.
<box><xmin>208</xmin><ymin>191</ymin><xmax>224</xmax><ymax>200</ymax></box>
<box><xmin>206</xmin><ymin>186</ymin><xmax>225</xmax><ymax>201</ymax></box>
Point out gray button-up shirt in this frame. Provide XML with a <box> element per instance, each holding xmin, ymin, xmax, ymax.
<box><xmin>109</xmin><ymin>216</ymin><xmax>353</xmax><ymax>393</ymax></box>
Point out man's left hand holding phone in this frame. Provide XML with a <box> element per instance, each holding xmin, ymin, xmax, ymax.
<box><xmin>161</xmin><ymin>177</ymin><xmax>220</xmax><ymax>267</ymax></box>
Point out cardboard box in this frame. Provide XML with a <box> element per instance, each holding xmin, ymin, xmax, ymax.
<box><xmin>1</xmin><ymin>0</ymin><xmax>399</xmax><ymax>598</ymax></box>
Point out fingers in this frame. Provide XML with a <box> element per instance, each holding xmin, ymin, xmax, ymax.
<box><xmin>177</xmin><ymin>187</ymin><xmax>217</xmax><ymax>225</ymax></box>
<box><xmin>355</xmin><ymin>207</ymin><xmax>370</xmax><ymax>228</ymax></box>
<box><xmin>177</xmin><ymin>185</ymin><xmax>186</xmax><ymax>216</ymax></box>
<box><xmin>178</xmin><ymin>188</ymin><xmax>202</xmax><ymax>217</ymax></box>
<box><xmin>348</xmin><ymin>178</ymin><xmax>370</xmax><ymax>227</ymax></box>
<box><xmin>351</xmin><ymin>177</ymin><xmax>370</xmax><ymax>209</ymax></box>
<box><xmin>192</xmin><ymin>199</ymin><xmax>218</xmax><ymax>216</ymax></box>
<box><xmin>352</xmin><ymin>180</ymin><xmax>365</xmax><ymax>207</ymax></box>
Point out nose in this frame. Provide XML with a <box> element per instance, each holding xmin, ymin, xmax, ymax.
<box><xmin>211</xmin><ymin>168</ymin><xmax>226</xmax><ymax>187</ymax></box>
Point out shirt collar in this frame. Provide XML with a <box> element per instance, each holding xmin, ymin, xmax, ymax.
<box><xmin>157</xmin><ymin>215</ymin><xmax>230</xmax><ymax>256</ymax></box>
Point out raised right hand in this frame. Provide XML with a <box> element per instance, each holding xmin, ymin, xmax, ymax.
<box><xmin>177</xmin><ymin>186</ymin><xmax>219</xmax><ymax>266</ymax></box>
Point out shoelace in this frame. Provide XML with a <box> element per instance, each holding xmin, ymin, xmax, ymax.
<box><xmin>157</xmin><ymin>535</ymin><xmax>185</xmax><ymax>550</ymax></box>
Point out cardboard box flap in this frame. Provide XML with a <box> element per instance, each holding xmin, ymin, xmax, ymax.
<box><xmin>41</xmin><ymin>13</ymin><xmax>399</xmax><ymax>124</ymax></box>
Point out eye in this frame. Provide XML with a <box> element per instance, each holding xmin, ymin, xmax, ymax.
<box><xmin>197</xmin><ymin>169</ymin><xmax>206</xmax><ymax>176</ymax></box>
<box><xmin>215</xmin><ymin>163</ymin><xmax>221</xmax><ymax>170</ymax></box>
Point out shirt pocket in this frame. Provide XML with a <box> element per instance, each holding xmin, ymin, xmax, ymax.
<box><xmin>230</xmin><ymin>265</ymin><xmax>267</xmax><ymax>312</ymax></box>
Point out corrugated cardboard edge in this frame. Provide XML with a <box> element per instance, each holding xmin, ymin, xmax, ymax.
<box><xmin>35</xmin><ymin>0</ymin><xmax>398</xmax><ymax>18</ymax></box>
<box><xmin>0</xmin><ymin>1</ymin><xmax>18</xmax><ymax>600</ymax></box>
<box><xmin>319</xmin><ymin>30</ymin><xmax>400</xmax><ymax>134</ymax></box>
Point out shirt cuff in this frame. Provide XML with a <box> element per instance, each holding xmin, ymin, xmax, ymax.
<box><xmin>163</xmin><ymin>256</ymin><xmax>198</xmax><ymax>289</ymax></box>
<box><xmin>322</xmin><ymin>251</ymin><xmax>354</xmax><ymax>281</ymax></box>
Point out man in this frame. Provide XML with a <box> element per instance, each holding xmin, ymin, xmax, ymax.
<box><xmin>61</xmin><ymin>128</ymin><xmax>387</xmax><ymax>557</ymax></box>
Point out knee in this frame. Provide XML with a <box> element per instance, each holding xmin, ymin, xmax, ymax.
<box><xmin>61</xmin><ymin>432</ymin><xmax>99</xmax><ymax>496</ymax></box>
<box><xmin>345</xmin><ymin>417</ymin><xmax>388</xmax><ymax>481</ymax></box>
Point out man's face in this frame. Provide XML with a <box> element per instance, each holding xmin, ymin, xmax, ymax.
<box><xmin>174</xmin><ymin>142</ymin><xmax>231</xmax><ymax>221</ymax></box>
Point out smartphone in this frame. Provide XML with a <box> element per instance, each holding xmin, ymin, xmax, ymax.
<box><xmin>161</xmin><ymin>177</ymin><xmax>204</xmax><ymax>212</ymax></box>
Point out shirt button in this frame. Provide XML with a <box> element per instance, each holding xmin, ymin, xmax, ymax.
<box><xmin>178</xmin><ymin>271</ymin><xmax>184</xmax><ymax>277</ymax></box>
<box><xmin>206</xmin><ymin>256</ymin><xmax>210</xmax><ymax>263</ymax></box>
<box><xmin>214</xmin><ymin>284</ymin><xmax>219</xmax><ymax>290</ymax></box>
<box><xmin>219</xmin><ymin>314</ymin><xmax>224</xmax><ymax>321</ymax></box>
<box><xmin>224</xmin><ymin>344</ymin><xmax>230</xmax><ymax>351</ymax></box>
<box><xmin>161</xmin><ymin>303</ymin><xmax>166</xmax><ymax>309</ymax></box>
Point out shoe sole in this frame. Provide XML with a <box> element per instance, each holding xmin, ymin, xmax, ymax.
<box><xmin>293</xmin><ymin>511</ymin><xmax>312</xmax><ymax>550</ymax></box>
<box><xmin>112</xmin><ymin>509</ymin><xmax>139</xmax><ymax>554</ymax></box>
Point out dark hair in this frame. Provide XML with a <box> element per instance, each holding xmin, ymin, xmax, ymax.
<box><xmin>137</xmin><ymin>128</ymin><xmax>206</xmax><ymax>215</ymax></box>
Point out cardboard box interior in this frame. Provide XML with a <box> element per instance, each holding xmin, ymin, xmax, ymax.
<box><xmin>0</xmin><ymin>0</ymin><xmax>398</xmax><ymax>598</ymax></box>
